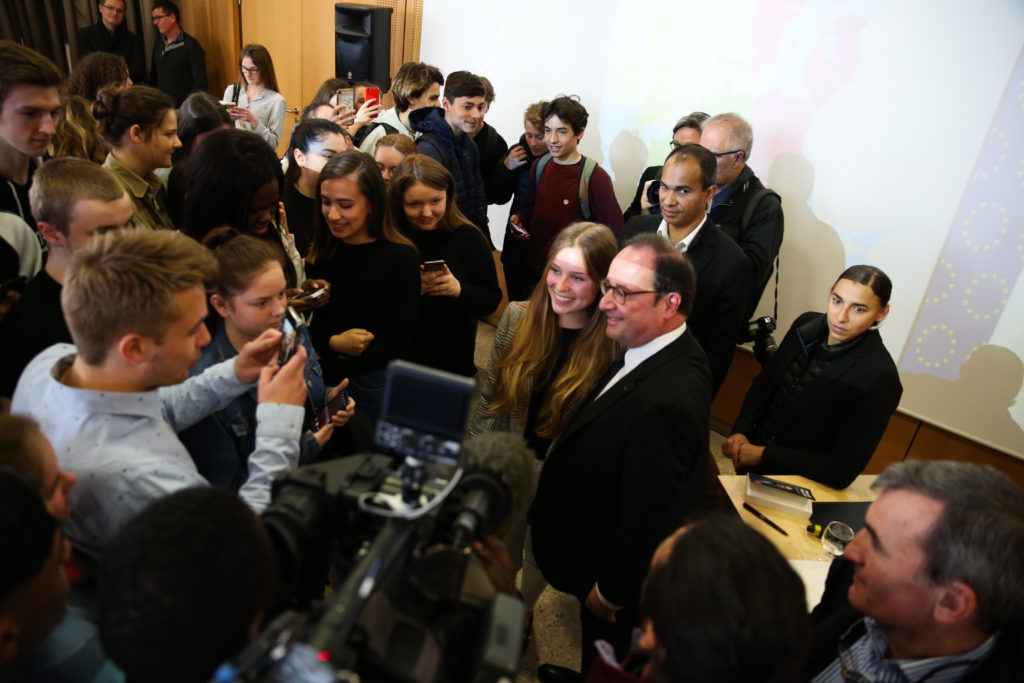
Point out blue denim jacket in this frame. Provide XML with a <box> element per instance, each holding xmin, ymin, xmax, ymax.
<box><xmin>179</xmin><ymin>322</ymin><xmax>328</xmax><ymax>491</ymax></box>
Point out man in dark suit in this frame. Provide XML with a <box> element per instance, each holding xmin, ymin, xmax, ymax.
<box><xmin>619</xmin><ymin>143</ymin><xmax>750</xmax><ymax>395</ymax></box>
<box><xmin>76</xmin><ymin>1</ymin><xmax>146</xmax><ymax>85</ymax></box>
<box><xmin>530</xmin><ymin>233</ymin><xmax>712</xmax><ymax>682</ymax></box>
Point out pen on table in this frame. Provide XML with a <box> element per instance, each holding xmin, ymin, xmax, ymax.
<box><xmin>742</xmin><ymin>502</ymin><xmax>789</xmax><ymax>536</ymax></box>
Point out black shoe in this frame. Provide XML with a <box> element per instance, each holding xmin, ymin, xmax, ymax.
<box><xmin>537</xmin><ymin>663</ymin><xmax>582</xmax><ymax>683</ymax></box>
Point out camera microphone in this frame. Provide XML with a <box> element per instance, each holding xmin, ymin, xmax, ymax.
<box><xmin>450</xmin><ymin>432</ymin><xmax>536</xmax><ymax>549</ymax></box>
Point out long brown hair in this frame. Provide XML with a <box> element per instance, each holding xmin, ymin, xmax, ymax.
<box><xmin>237</xmin><ymin>44</ymin><xmax>280</xmax><ymax>93</ymax></box>
<box><xmin>490</xmin><ymin>222</ymin><xmax>619</xmax><ymax>437</ymax></box>
<box><xmin>308</xmin><ymin>150</ymin><xmax>413</xmax><ymax>263</ymax></box>
<box><xmin>386</xmin><ymin>153</ymin><xmax>473</xmax><ymax>235</ymax></box>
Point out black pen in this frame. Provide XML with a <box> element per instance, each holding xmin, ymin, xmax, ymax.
<box><xmin>743</xmin><ymin>502</ymin><xmax>789</xmax><ymax>536</ymax></box>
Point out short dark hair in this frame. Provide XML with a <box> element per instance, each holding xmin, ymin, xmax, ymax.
<box><xmin>542</xmin><ymin>96</ymin><xmax>588</xmax><ymax>134</ymax></box>
<box><xmin>98</xmin><ymin>487</ymin><xmax>278</xmax><ymax>683</ymax></box>
<box><xmin>0</xmin><ymin>467</ymin><xmax>57</xmax><ymax>607</ymax></box>
<box><xmin>152</xmin><ymin>1</ymin><xmax>179</xmax><ymax>21</ymax></box>
<box><xmin>0</xmin><ymin>40</ymin><xmax>63</xmax><ymax>111</ymax></box>
<box><xmin>642</xmin><ymin>517</ymin><xmax>809</xmax><ymax>683</ymax></box>
<box><xmin>875</xmin><ymin>460</ymin><xmax>1024</xmax><ymax>633</ymax></box>
<box><xmin>442</xmin><ymin>70</ymin><xmax>484</xmax><ymax>102</ymax></box>
<box><xmin>664</xmin><ymin>142</ymin><xmax>717</xmax><ymax>189</ymax></box>
<box><xmin>834</xmin><ymin>264</ymin><xmax>893</xmax><ymax>307</ymax></box>
<box><xmin>623</xmin><ymin>233</ymin><xmax>697</xmax><ymax>317</ymax></box>
<box><xmin>479</xmin><ymin>76</ymin><xmax>495</xmax><ymax>104</ymax></box>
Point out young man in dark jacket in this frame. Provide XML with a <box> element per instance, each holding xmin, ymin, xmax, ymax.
<box><xmin>410</xmin><ymin>71</ymin><xmax>489</xmax><ymax>236</ymax></box>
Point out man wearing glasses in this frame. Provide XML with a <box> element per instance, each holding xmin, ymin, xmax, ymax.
<box><xmin>807</xmin><ymin>460</ymin><xmax>1024</xmax><ymax>682</ymax></box>
<box><xmin>619</xmin><ymin>142</ymin><xmax>750</xmax><ymax>395</ymax></box>
<box><xmin>701</xmin><ymin>112</ymin><xmax>783</xmax><ymax>319</ymax></box>
<box><xmin>76</xmin><ymin>0</ymin><xmax>146</xmax><ymax>85</ymax></box>
<box><xmin>149</xmin><ymin>1</ymin><xmax>207</xmax><ymax>107</ymax></box>
<box><xmin>530</xmin><ymin>233</ymin><xmax>712</xmax><ymax>682</ymax></box>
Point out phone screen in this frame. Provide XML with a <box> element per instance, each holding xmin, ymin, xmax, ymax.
<box><xmin>278</xmin><ymin>310</ymin><xmax>299</xmax><ymax>366</ymax></box>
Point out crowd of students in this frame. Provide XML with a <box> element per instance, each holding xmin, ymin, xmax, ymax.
<box><xmin>4</xmin><ymin>21</ymin><xmax>1018</xmax><ymax>683</ymax></box>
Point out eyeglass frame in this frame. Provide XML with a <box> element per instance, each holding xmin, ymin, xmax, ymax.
<box><xmin>708</xmin><ymin>148</ymin><xmax>743</xmax><ymax>159</ymax></box>
<box><xmin>240</xmin><ymin>65</ymin><xmax>260</xmax><ymax>74</ymax></box>
<box><xmin>152</xmin><ymin>13</ymin><xmax>170</xmax><ymax>21</ymax></box>
<box><xmin>101</xmin><ymin>4</ymin><xmax>126</xmax><ymax>15</ymax></box>
<box><xmin>600</xmin><ymin>279</ymin><xmax>661</xmax><ymax>305</ymax></box>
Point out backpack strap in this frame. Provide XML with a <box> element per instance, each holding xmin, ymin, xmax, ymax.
<box><xmin>577</xmin><ymin>156</ymin><xmax>598</xmax><ymax>220</ymax></box>
<box><xmin>534</xmin><ymin>154</ymin><xmax>598</xmax><ymax>220</ymax></box>
<box><xmin>375</xmin><ymin>121</ymin><xmax>400</xmax><ymax>137</ymax></box>
<box><xmin>741</xmin><ymin>187</ymin><xmax>783</xmax><ymax>319</ymax></box>
<box><xmin>533</xmin><ymin>153</ymin><xmax>553</xmax><ymax>186</ymax></box>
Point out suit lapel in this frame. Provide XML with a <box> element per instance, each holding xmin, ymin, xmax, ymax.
<box><xmin>546</xmin><ymin>335</ymin><xmax>688</xmax><ymax>456</ymax></box>
<box><xmin>686</xmin><ymin>223</ymin><xmax>712</xmax><ymax>277</ymax></box>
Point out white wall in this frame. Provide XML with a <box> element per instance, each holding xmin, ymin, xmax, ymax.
<box><xmin>421</xmin><ymin>0</ymin><xmax>1024</xmax><ymax>457</ymax></box>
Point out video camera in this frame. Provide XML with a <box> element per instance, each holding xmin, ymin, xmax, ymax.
<box><xmin>740</xmin><ymin>315</ymin><xmax>778</xmax><ymax>366</ymax></box>
<box><xmin>213</xmin><ymin>361</ymin><xmax>530</xmax><ymax>683</ymax></box>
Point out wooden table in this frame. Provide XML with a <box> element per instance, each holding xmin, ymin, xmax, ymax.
<box><xmin>719</xmin><ymin>474</ymin><xmax>879</xmax><ymax>562</ymax></box>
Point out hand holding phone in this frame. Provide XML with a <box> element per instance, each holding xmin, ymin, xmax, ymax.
<box><xmin>313</xmin><ymin>380</ymin><xmax>353</xmax><ymax>431</ymax></box>
<box><xmin>364</xmin><ymin>86</ymin><xmax>380</xmax><ymax>118</ymax></box>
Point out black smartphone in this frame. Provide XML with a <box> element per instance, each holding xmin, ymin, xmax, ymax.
<box><xmin>313</xmin><ymin>385</ymin><xmax>351</xmax><ymax>431</ymax></box>
<box><xmin>423</xmin><ymin>259</ymin><xmax>446</xmax><ymax>273</ymax></box>
<box><xmin>295</xmin><ymin>287</ymin><xmax>327</xmax><ymax>302</ymax></box>
<box><xmin>278</xmin><ymin>308</ymin><xmax>300</xmax><ymax>366</ymax></box>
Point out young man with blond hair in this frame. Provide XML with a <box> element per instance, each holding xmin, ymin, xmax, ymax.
<box><xmin>0</xmin><ymin>158</ymin><xmax>133</xmax><ymax>402</ymax></box>
<box><xmin>12</xmin><ymin>229</ymin><xmax>308</xmax><ymax>558</ymax></box>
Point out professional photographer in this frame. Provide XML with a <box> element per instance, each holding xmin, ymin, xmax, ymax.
<box><xmin>98</xmin><ymin>363</ymin><xmax>533</xmax><ymax>683</ymax></box>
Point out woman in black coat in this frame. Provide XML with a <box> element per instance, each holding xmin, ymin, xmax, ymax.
<box><xmin>721</xmin><ymin>265</ymin><xmax>902</xmax><ymax>489</ymax></box>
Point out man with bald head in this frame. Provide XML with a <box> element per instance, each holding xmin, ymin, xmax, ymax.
<box><xmin>530</xmin><ymin>233</ymin><xmax>712</xmax><ymax>681</ymax></box>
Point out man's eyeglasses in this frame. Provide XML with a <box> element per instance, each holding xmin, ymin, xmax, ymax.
<box><xmin>152</xmin><ymin>13</ymin><xmax>169</xmax><ymax>22</ymax></box>
<box><xmin>241</xmin><ymin>66</ymin><xmax>260</xmax><ymax>74</ymax></box>
<box><xmin>600</xmin><ymin>280</ymin><xmax>659</xmax><ymax>304</ymax></box>
<box><xmin>709</xmin><ymin>149</ymin><xmax>742</xmax><ymax>158</ymax></box>
<box><xmin>102</xmin><ymin>4</ymin><xmax>125</xmax><ymax>15</ymax></box>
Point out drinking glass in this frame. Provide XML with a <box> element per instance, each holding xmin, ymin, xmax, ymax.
<box><xmin>821</xmin><ymin>521</ymin><xmax>855</xmax><ymax>559</ymax></box>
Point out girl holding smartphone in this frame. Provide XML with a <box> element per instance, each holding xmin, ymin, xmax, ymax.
<box><xmin>306</xmin><ymin>151</ymin><xmax>420</xmax><ymax>421</ymax></box>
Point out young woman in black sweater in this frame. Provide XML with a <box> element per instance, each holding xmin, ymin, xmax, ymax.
<box><xmin>306</xmin><ymin>151</ymin><xmax>420</xmax><ymax>421</ymax></box>
<box><xmin>387</xmin><ymin>154</ymin><xmax>501</xmax><ymax>377</ymax></box>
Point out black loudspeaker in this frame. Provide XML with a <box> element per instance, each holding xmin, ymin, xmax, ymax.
<box><xmin>335</xmin><ymin>4</ymin><xmax>392</xmax><ymax>89</ymax></box>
